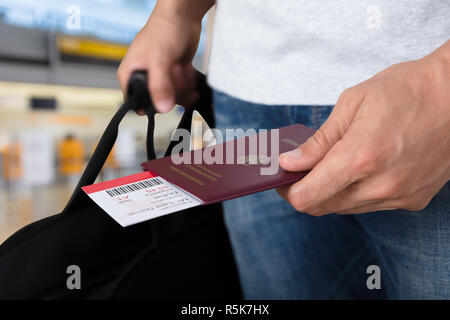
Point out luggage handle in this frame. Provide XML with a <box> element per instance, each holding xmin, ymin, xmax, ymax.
<box><xmin>63</xmin><ymin>69</ymin><xmax>213</xmax><ymax>212</ymax></box>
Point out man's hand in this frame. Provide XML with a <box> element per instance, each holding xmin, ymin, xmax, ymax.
<box><xmin>117</xmin><ymin>0</ymin><xmax>214</xmax><ymax>114</ymax></box>
<box><xmin>277</xmin><ymin>41</ymin><xmax>450</xmax><ymax>215</ymax></box>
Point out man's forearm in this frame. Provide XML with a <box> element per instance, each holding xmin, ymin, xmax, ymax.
<box><xmin>153</xmin><ymin>0</ymin><xmax>215</xmax><ymax>23</ymax></box>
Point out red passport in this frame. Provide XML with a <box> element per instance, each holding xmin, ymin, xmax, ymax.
<box><xmin>141</xmin><ymin>124</ymin><xmax>315</xmax><ymax>204</ymax></box>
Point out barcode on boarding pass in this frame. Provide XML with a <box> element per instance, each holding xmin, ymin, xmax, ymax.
<box><xmin>105</xmin><ymin>178</ymin><xmax>164</xmax><ymax>197</ymax></box>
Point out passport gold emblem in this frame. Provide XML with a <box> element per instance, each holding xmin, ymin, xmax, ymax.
<box><xmin>237</xmin><ymin>155</ymin><xmax>271</xmax><ymax>165</ymax></box>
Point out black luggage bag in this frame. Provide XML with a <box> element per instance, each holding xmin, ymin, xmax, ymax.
<box><xmin>0</xmin><ymin>71</ymin><xmax>241</xmax><ymax>300</ymax></box>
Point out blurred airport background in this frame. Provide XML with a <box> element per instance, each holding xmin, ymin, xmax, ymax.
<box><xmin>0</xmin><ymin>0</ymin><xmax>212</xmax><ymax>242</ymax></box>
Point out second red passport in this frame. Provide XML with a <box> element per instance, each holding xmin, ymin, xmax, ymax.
<box><xmin>141</xmin><ymin>124</ymin><xmax>315</xmax><ymax>204</ymax></box>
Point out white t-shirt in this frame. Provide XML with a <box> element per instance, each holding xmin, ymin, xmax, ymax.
<box><xmin>207</xmin><ymin>0</ymin><xmax>450</xmax><ymax>105</ymax></box>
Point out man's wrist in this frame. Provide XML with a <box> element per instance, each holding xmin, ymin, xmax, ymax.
<box><xmin>419</xmin><ymin>40</ymin><xmax>450</xmax><ymax>109</ymax></box>
<box><xmin>153</xmin><ymin>0</ymin><xmax>214</xmax><ymax>24</ymax></box>
<box><xmin>435</xmin><ymin>40</ymin><xmax>450</xmax><ymax>64</ymax></box>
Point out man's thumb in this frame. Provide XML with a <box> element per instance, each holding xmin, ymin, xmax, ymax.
<box><xmin>279</xmin><ymin>87</ymin><xmax>364</xmax><ymax>172</ymax></box>
<box><xmin>279</xmin><ymin>113</ymin><xmax>345</xmax><ymax>172</ymax></box>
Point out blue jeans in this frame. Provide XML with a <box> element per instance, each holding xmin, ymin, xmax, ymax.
<box><xmin>213</xmin><ymin>90</ymin><xmax>450</xmax><ymax>299</ymax></box>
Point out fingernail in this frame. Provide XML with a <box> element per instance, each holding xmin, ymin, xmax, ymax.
<box><xmin>281</xmin><ymin>148</ymin><xmax>302</xmax><ymax>159</ymax></box>
<box><xmin>156</xmin><ymin>99</ymin><xmax>174</xmax><ymax>112</ymax></box>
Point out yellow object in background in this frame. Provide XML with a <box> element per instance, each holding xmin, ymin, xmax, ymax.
<box><xmin>58</xmin><ymin>135</ymin><xmax>84</xmax><ymax>176</ymax></box>
<box><xmin>57</xmin><ymin>35</ymin><xmax>128</xmax><ymax>61</ymax></box>
<box><xmin>1</xmin><ymin>140</ymin><xmax>22</xmax><ymax>181</ymax></box>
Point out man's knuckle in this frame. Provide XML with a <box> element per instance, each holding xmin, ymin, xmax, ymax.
<box><xmin>386</xmin><ymin>177</ymin><xmax>404</xmax><ymax>197</ymax></box>
<box><xmin>351</xmin><ymin>147</ymin><xmax>379</xmax><ymax>176</ymax></box>
<box><xmin>310</xmin><ymin>129</ymin><xmax>331</xmax><ymax>153</ymax></box>
<box><xmin>337</xmin><ymin>88</ymin><xmax>356</xmax><ymax>106</ymax></box>
<box><xmin>370</xmin><ymin>180</ymin><xmax>402</xmax><ymax>201</ymax></box>
<box><xmin>287</xmin><ymin>193</ymin><xmax>308</xmax><ymax>212</ymax></box>
<box><xmin>289</xmin><ymin>197</ymin><xmax>304</xmax><ymax>212</ymax></box>
<box><xmin>369</xmin><ymin>188</ymin><xmax>391</xmax><ymax>202</ymax></box>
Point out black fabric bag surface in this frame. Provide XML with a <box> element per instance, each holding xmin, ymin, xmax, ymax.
<box><xmin>0</xmin><ymin>71</ymin><xmax>241</xmax><ymax>300</ymax></box>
